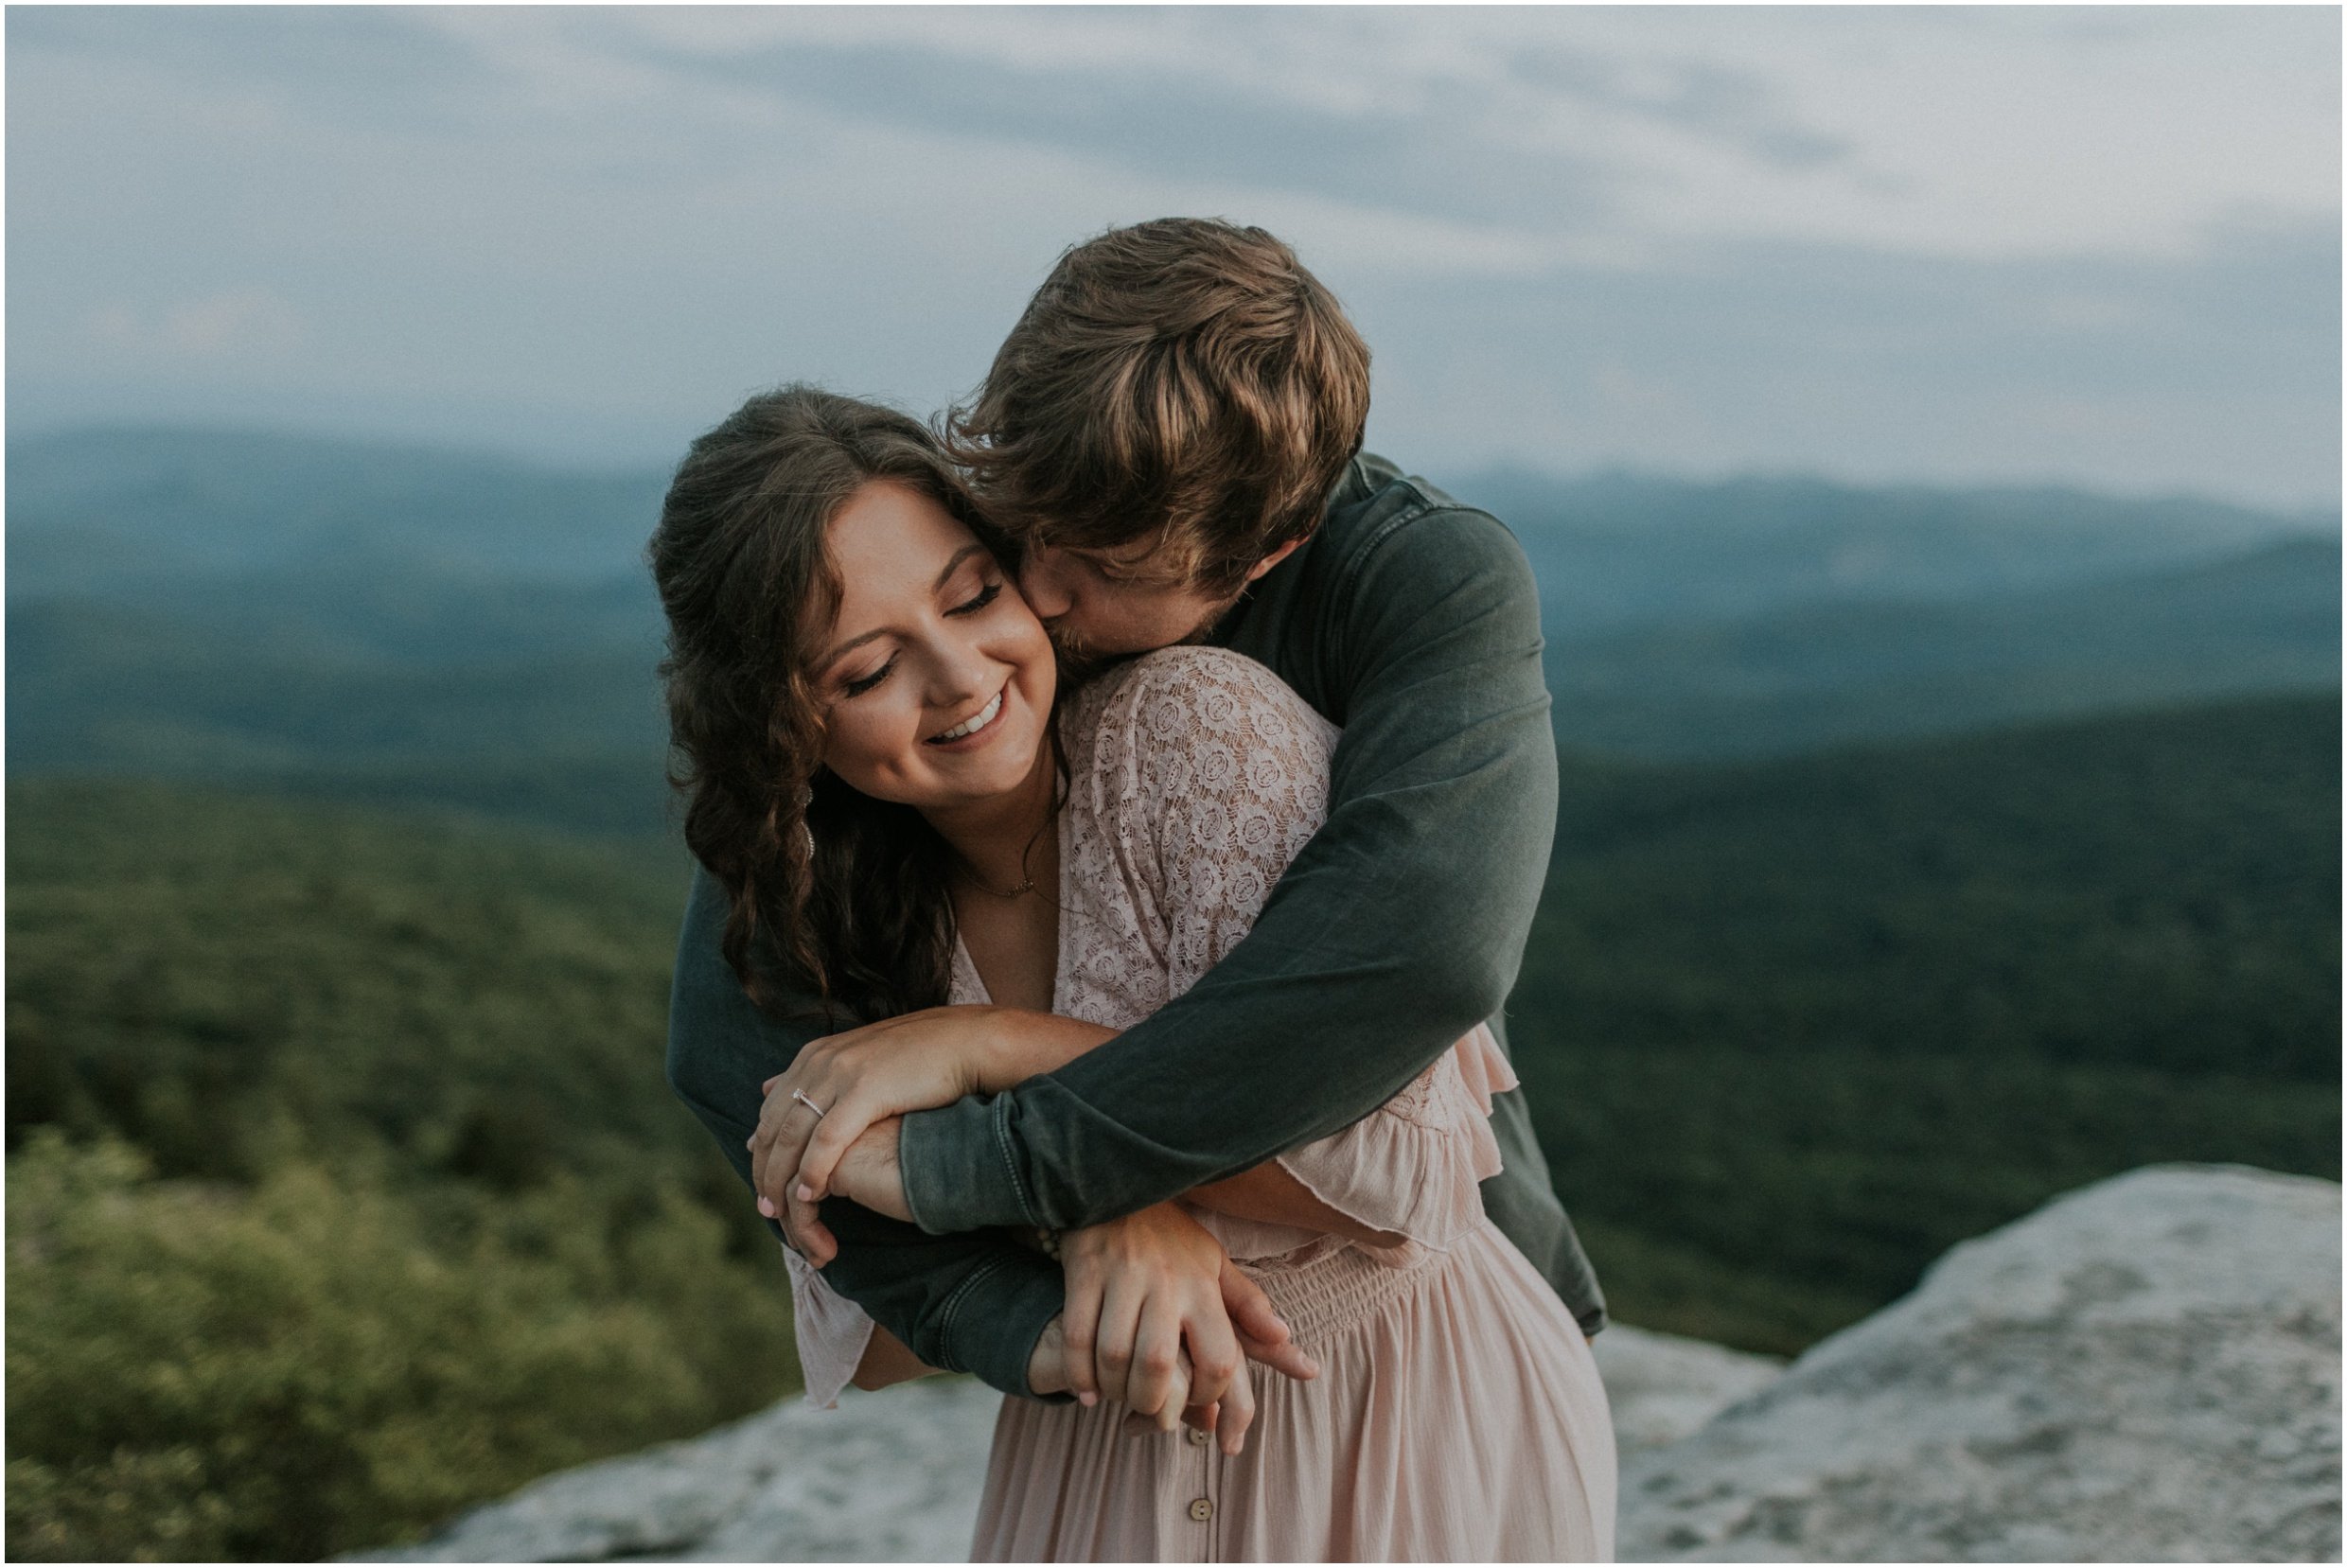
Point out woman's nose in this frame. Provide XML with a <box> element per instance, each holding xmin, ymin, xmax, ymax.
<box><xmin>928</xmin><ymin>633</ymin><xmax>996</xmax><ymax>708</ymax></box>
<box><xmin>1018</xmin><ymin>548</ymin><xmax>1075</xmax><ymax>621</ymax></box>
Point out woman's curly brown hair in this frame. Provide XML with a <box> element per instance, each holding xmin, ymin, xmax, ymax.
<box><xmin>647</xmin><ymin>384</ymin><xmax>1009</xmax><ymax>1023</ymax></box>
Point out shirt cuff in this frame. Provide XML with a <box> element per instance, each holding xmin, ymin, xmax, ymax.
<box><xmin>936</xmin><ymin>1244</ymin><xmax>1072</xmax><ymax>1402</ymax></box>
<box><xmin>899</xmin><ymin>1094</ymin><xmax>1040</xmax><ymax>1234</ymax></box>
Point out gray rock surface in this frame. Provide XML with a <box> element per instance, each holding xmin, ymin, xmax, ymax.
<box><xmin>1593</xmin><ymin>1324</ymin><xmax>1788</xmax><ymax>1453</ymax></box>
<box><xmin>359</xmin><ymin>1164</ymin><xmax>2338</xmax><ymax>1563</ymax></box>
<box><xmin>357</xmin><ymin>1322</ymin><xmax>1778</xmax><ymax>1561</ymax></box>
<box><xmin>351</xmin><ymin>1377</ymin><xmax>1003</xmax><ymax>1563</ymax></box>
<box><xmin>1618</xmin><ymin>1163</ymin><xmax>2341</xmax><ymax>1562</ymax></box>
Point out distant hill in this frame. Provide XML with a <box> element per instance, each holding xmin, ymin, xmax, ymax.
<box><xmin>8</xmin><ymin>596</ymin><xmax>665</xmax><ymax>766</ymax></box>
<box><xmin>10</xmin><ymin>531</ymin><xmax>2329</xmax><ymax>828</ymax></box>
<box><xmin>1508</xmin><ymin>692</ymin><xmax>2340</xmax><ymax>1350</ymax></box>
<box><xmin>1545</xmin><ymin>535</ymin><xmax>2341</xmax><ymax>758</ymax></box>
<box><xmin>1455</xmin><ymin>467</ymin><xmax>2338</xmax><ymax>636</ymax></box>
<box><xmin>8</xmin><ymin>427</ymin><xmax>2338</xmax><ymax>821</ymax></box>
<box><xmin>15</xmin><ymin>425</ymin><xmax>2333</xmax><ymax>626</ymax></box>
<box><xmin>8</xmin><ymin>427</ymin><xmax>668</xmax><ymax>593</ymax></box>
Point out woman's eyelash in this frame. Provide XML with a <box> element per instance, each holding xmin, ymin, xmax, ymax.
<box><xmin>948</xmin><ymin>580</ymin><xmax>1003</xmax><ymax>615</ymax></box>
<box><xmin>842</xmin><ymin>655</ymin><xmax>896</xmax><ymax>696</ymax></box>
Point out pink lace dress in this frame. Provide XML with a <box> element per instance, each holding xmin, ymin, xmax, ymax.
<box><xmin>785</xmin><ymin>646</ymin><xmax>1616</xmax><ymax>1561</ymax></box>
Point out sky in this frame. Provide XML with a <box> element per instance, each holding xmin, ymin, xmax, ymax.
<box><xmin>7</xmin><ymin>6</ymin><xmax>2340</xmax><ymax>511</ymax></box>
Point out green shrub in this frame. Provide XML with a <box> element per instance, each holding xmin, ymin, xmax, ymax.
<box><xmin>6</xmin><ymin>1132</ymin><xmax>797</xmax><ymax>1561</ymax></box>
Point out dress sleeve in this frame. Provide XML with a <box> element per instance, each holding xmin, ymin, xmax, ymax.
<box><xmin>1273</xmin><ymin>1023</ymin><xmax>1518</xmax><ymax>1255</ymax></box>
<box><xmin>1076</xmin><ymin>647</ymin><xmax>1512</xmax><ymax>1252</ymax></box>
<box><xmin>782</xmin><ymin>1244</ymin><xmax>876</xmax><ymax>1410</ymax></box>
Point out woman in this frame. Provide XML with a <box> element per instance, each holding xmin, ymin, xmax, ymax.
<box><xmin>651</xmin><ymin>386</ymin><xmax>1615</xmax><ymax>1560</ymax></box>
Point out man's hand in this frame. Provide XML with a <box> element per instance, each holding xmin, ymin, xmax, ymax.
<box><xmin>805</xmin><ymin>1116</ymin><xmax>910</xmax><ymax>1256</ymax></box>
<box><xmin>1028</xmin><ymin>1314</ymin><xmax>1239</xmax><ymax>1436</ymax></box>
<box><xmin>1054</xmin><ymin>1203</ymin><xmax>1317</xmax><ymax>1455</ymax></box>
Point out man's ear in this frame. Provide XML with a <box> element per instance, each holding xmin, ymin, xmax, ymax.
<box><xmin>1242</xmin><ymin>537</ymin><xmax>1307</xmax><ymax>584</ymax></box>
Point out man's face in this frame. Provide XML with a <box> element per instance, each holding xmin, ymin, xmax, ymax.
<box><xmin>1014</xmin><ymin>541</ymin><xmax>1239</xmax><ymax>661</ymax></box>
<box><xmin>1015</xmin><ymin>536</ymin><xmax>1305</xmax><ymax>662</ymax></box>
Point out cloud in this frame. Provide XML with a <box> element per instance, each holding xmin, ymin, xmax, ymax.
<box><xmin>555</xmin><ymin>7</ymin><xmax>2338</xmax><ymax>264</ymax></box>
<box><xmin>1350</xmin><ymin>218</ymin><xmax>2341</xmax><ymax>507</ymax></box>
<box><xmin>84</xmin><ymin>290</ymin><xmax>306</xmax><ymax>360</ymax></box>
<box><xmin>5</xmin><ymin>7</ymin><xmax>2337</xmax><ymax>508</ymax></box>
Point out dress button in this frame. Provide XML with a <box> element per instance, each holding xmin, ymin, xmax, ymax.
<box><xmin>1187</xmin><ymin>1424</ymin><xmax>1211</xmax><ymax>1446</ymax></box>
<box><xmin>1189</xmin><ymin>1497</ymin><xmax>1214</xmax><ymax>1523</ymax></box>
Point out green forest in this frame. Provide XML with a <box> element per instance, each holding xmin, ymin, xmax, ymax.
<box><xmin>1509</xmin><ymin>693</ymin><xmax>2339</xmax><ymax>1350</ymax></box>
<box><xmin>9</xmin><ymin>691</ymin><xmax>2337</xmax><ymax>1559</ymax></box>
<box><xmin>6</xmin><ymin>786</ymin><xmax>789</xmax><ymax>1561</ymax></box>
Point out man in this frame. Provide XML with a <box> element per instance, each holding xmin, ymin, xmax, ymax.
<box><xmin>668</xmin><ymin>217</ymin><xmax>1606</xmax><ymax>1414</ymax></box>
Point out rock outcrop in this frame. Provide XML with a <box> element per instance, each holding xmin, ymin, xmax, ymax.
<box><xmin>352</xmin><ymin>1376</ymin><xmax>1004</xmax><ymax>1564</ymax></box>
<box><xmin>1618</xmin><ymin>1164</ymin><xmax>2340</xmax><ymax>1561</ymax></box>
<box><xmin>1595</xmin><ymin>1323</ymin><xmax>1789</xmax><ymax>1455</ymax></box>
<box><xmin>362</xmin><ymin>1323</ymin><xmax>1778</xmax><ymax>1562</ymax></box>
<box><xmin>361</xmin><ymin>1164</ymin><xmax>2339</xmax><ymax>1562</ymax></box>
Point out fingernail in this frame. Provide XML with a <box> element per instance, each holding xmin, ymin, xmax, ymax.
<box><xmin>1077</xmin><ymin>1391</ymin><xmax>1097</xmax><ymax>1407</ymax></box>
<box><xmin>794</xmin><ymin>1183</ymin><xmax>814</xmax><ymax>1203</ymax></box>
<box><xmin>756</xmin><ymin>1197</ymin><xmax>776</xmax><ymax>1218</ymax></box>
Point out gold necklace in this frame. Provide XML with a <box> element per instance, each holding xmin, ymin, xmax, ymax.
<box><xmin>957</xmin><ymin>856</ymin><xmax>1037</xmax><ymax>899</ymax></box>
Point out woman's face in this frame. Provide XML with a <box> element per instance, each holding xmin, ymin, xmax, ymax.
<box><xmin>811</xmin><ymin>480</ymin><xmax>1056</xmax><ymax>814</ymax></box>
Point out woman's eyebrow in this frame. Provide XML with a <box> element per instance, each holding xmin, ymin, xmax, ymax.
<box><xmin>820</xmin><ymin>627</ymin><xmax>885</xmax><ymax>669</ymax></box>
<box><xmin>932</xmin><ymin>543</ymin><xmax>985</xmax><ymax>590</ymax></box>
<box><xmin>818</xmin><ymin>546</ymin><xmax>991</xmax><ymax>670</ymax></box>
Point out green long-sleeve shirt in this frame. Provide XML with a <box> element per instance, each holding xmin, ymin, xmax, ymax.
<box><xmin>665</xmin><ymin>453</ymin><xmax>1607</xmax><ymax>1398</ymax></box>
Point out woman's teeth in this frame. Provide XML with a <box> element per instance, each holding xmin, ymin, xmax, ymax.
<box><xmin>931</xmin><ymin>690</ymin><xmax>1003</xmax><ymax>743</ymax></box>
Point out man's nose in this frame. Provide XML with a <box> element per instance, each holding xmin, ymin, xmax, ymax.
<box><xmin>1018</xmin><ymin>548</ymin><xmax>1075</xmax><ymax>621</ymax></box>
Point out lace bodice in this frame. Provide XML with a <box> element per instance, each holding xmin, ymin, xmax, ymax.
<box><xmin>1040</xmin><ymin>645</ymin><xmax>1336</xmax><ymax>1034</ymax></box>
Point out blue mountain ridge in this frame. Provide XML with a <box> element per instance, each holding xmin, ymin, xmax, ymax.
<box><xmin>7</xmin><ymin>428</ymin><xmax>2337</xmax><ymax>825</ymax></box>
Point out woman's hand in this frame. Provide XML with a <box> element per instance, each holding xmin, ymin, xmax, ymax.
<box><xmin>1056</xmin><ymin>1203</ymin><xmax>1319</xmax><ymax>1455</ymax></box>
<box><xmin>761</xmin><ymin>1115</ymin><xmax>911</xmax><ymax>1267</ymax></box>
<box><xmin>1027</xmin><ymin>1311</ymin><xmax>1199</xmax><ymax>1417</ymax></box>
<box><xmin>750</xmin><ymin>1006</ymin><xmax>1007</xmax><ymax>1248</ymax></box>
<box><xmin>751</xmin><ymin>1006</ymin><xmax>1116</xmax><ymax>1257</ymax></box>
<box><xmin>1029</xmin><ymin>1317</ymin><xmax>1235</xmax><ymax>1448</ymax></box>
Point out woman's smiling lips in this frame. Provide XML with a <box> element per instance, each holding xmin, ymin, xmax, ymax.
<box><xmin>925</xmin><ymin>687</ymin><xmax>1007</xmax><ymax>749</ymax></box>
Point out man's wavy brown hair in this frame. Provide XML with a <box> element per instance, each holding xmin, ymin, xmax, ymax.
<box><xmin>947</xmin><ymin>218</ymin><xmax>1372</xmax><ymax>595</ymax></box>
<box><xmin>648</xmin><ymin>385</ymin><xmax>1004</xmax><ymax>1023</ymax></box>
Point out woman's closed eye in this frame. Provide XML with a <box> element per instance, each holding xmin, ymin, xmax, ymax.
<box><xmin>948</xmin><ymin>580</ymin><xmax>1004</xmax><ymax>617</ymax></box>
<box><xmin>841</xmin><ymin>655</ymin><xmax>898</xmax><ymax>697</ymax></box>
